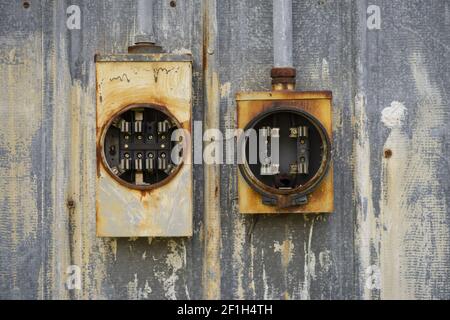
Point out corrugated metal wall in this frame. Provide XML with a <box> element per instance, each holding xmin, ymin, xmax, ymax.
<box><xmin>0</xmin><ymin>0</ymin><xmax>449</xmax><ymax>299</ymax></box>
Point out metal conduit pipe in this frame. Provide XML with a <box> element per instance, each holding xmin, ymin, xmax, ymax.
<box><xmin>272</xmin><ymin>0</ymin><xmax>296</xmax><ymax>90</ymax></box>
<box><xmin>129</xmin><ymin>0</ymin><xmax>163</xmax><ymax>53</ymax></box>
<box><xmin>135</xmin><ymin>0</ymin><xmax>155</xmax><ymax>44</ymax></box>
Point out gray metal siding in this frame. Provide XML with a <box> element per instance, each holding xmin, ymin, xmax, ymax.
<box><xmin>0</xmin><ymin>0</ymin><xmax>449</xmax><ymax>299</ymax></box>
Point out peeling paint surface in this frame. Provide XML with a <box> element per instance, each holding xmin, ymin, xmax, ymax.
<box><xmin>1</xmin><ymin>0</ymin><xmax>450</xmax><ymax>300</ymax></box>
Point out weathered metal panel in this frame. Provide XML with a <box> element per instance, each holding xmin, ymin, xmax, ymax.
<box><xmin>95</xmin><ymin>58</ymin><xmax>193</xmax><ymax>237</ymax></box>
<box><xmin>0</xmin><ymin>1</ymin><xmax>46</xmax><ymax>300</ymax></box>
<box><xmin>236</xmin><ymin>91</ymin><xmax>333</xmax><ymax>214</ymax></box>
<box><xmin>353</xmin><ymin>0</ymin><xmax>450</xmax><ymax>300</ymax></box>
<box><xmin>0</xmin><ymin>0</ymin><xmax>449</xmax><ymax>300</ymax></box>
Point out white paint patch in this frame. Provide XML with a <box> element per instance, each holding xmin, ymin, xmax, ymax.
<box><xmin>381</xmin><ymin>101</ymin><xmax>407</xmax><ymax>128</ymax></box>
<box><xmin>273</xmin><ymin>238</ymin><xmax>294</xmax><ymax>268</ymax></box>
<box><xmin>365</xmin><ymin>265</ymin><xmax>381</xmax><ymax>290</ymax></box>
<box><xmin>300</xmin><ymin>217</ymin><xmax>316</xmax><ymax>300</ymax></box>
<box><xmin>143</xmin><ymin>280</ymin><xmax>152</xmax><ymax>298</ymax></box>
<box><xmin>231</xmin><ymin>215</ymin><xmax>246</xmax><ymax>299</ymax></box>
<box><xmin>126</xmin><ymin>273</ymin><xmax>139</xmax><ymax>300</ymax></box>
<box><xmin>321</xmin><ymin>58</ymin><xmax>331</xmax><ymax>87</ymax></box>
<box><xmin>319</xmin><ymin>250</ymin><xmax>332</xmax><ymax>273</ymax></box>
<box><xmin>220</xmin><ymin>82</ymin><xmax>231</xmax><ymax>98</ymax></box>
<box><xmin>261</xmin><ymin>248</ymin><xmax>271</xmax><ymax>300</ymax></box>
<box><xmin>126</xmin><ymin>274</ymin><xmax>153</xmax><ymax>299</ymax></box>
<box><xmin>109</xmin><ymin>239</ymin><xmax>117</xmax><ymax>261</ymax></box>
<box><xmin>353</xmin><ymin>92</ymin><xmax>380</xmax><ymax>299</ymax></box>
<box><xmin>273</xmin><ymin>241</ymin><xmax>283</xmax><ymax>253</ymax></box>
<box><xmin>172</xmin><ymin>48</ymin><xmax>192</xmax><ymax>55</ymax></box>
<box><xmin>160</xmin><ymin>240</ymin><xmax>185</xmax><ymax>300</ymax></box>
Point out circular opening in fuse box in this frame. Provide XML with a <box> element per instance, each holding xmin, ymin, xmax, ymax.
<box><xmin>239</xmin><ymin>107</ymin><xmax>331</xmax><ymax>204</ymax></box>
<box><xmin>100</xmin><ymin>104</ymin><xmax>184</xmax><ymax>190</ymax></box>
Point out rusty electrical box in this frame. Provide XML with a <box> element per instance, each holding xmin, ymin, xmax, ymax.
<box><xmin>95</xmin><ymin>54</ymin><xmax>193</xmax><ymax>237</ymax></box>
<box><xmin>236</xmin><ymin>69</ymin><xmax>333</xmax><ymax>214</ymax></box>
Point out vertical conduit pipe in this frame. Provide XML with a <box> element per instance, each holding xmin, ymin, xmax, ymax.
<box><xmin>272</xmin><ymin>0</ymin><xmax>296</xmax><ymax>90</ymax></box>
<box><xmin>135</xmin><ymin>0</ymin><xmax>155</xmax><ymax>44</ymax></box>
<box><xmin>273</xmin><ymin>0</ymin><xmax>293</xmax><ymax>67</ymax></box>
<box><xmin>129</xmin><ymin>0</ymin><xmax>162</xmax><ymax>53</ymax></box>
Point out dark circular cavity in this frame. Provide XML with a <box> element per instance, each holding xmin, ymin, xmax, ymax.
<box><xmin>102</xmin><ymin>105</ymin><xmax>183</xmax><ymax>189</ymax></box>
<box><xmin>240</xmin><ymin>107</ymin><xmax>330</xmax><ymax>197</ymax></box>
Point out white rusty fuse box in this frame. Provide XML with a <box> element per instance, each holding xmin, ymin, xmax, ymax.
<box><xmin>95</xmin><ymin>54</ymin><xmax>193</xmax><ymax>237</ymax></box>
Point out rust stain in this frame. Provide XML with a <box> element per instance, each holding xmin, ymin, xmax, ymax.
<box><xmin>383</xmin><ymin>148</ymin><xmax>392</xmax><ymax>158</ymax></box>
<box><xmin>153</xmin><ymin>66</ymin><xmax>179</xmax><ymax>83</ymax></box>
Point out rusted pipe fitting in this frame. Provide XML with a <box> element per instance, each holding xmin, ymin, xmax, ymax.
<box><xmin>271</xmin><ymin>67</ymin><xmax>296</xmax><ymax>90</ymax></box>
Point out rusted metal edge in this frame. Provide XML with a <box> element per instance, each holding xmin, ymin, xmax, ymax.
<box><xmin>236</xmin><ymin>90</ymin><xmax>332</xmax><ymax>101</ymax></box>
<box><xmin>94</xmin><ymin>53</ymin><xmax>193</xmax><ymax>62</ymax></box>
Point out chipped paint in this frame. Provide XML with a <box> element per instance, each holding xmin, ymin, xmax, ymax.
<box><xmin>354</xmin><ymin>92</ymin><xmax>380</xmax><ymax>300</ymax></box>
<box><xmin>300</xmin><ymin>217</ymin><xmax>316</xmax><ymax>300</ymax></box>
<box><xmin>202</xmin><ymin>0</ymin><xmax>221</xmax><ymax>300</ymax></box>
<box><xmin>381</xmin><ymin>101</ymin><xmax>407</xmax><ymax>128</ymax></box>
<box><xmin>161</xmin><ymin>240</ymin><xmax>186</xmax><ymax>300</ymax></box>
<box><xmin>1</xmin><ymin>0</ymin><xmax>450</xmax><ymax>301</ymax></box>
<box><xmin>319</xmin><ymin>250</ymin><xmax>332</xmax><ymax>273</ymax></box>
<box><xmin>231</xmin><ymin>215</ymin><xmax>246</xmax><ymax>299</ymax></box>
<box><xmin>172</xmin><ymin>48</ymin><xmax>193</xmax><ymax>55</ymax></box>
<box><xmin>220</xmin><ymin>81</ymin><xmax>231</xmax><ymax>98</ymax></box>
<box><xmin>273</xmin><ymin>239</ymin><xmax>294</xmax><ymax>268</ymax></box>
<box><xmin>378</xmin><ymin>53</ymin><xmax>450</xmax><ymax>299</ymax></box>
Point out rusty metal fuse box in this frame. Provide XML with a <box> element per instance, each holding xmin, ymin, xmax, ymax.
<box><xmin>95</xmin><ymin>54</ymin><xmax>193</xmax><ymax>237</ymax></box>
<box><xmin>236</xmin><ymin>90</ymin><xmax>333</xmax><ymax>214</ymax></box>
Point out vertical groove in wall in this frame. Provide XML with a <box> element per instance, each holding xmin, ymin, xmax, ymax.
<box><xmin>352</xmin><ymin>0</ymin><xmax>379</xmax><ymax>300</ymax></box>
<box><xmin>202</xmin><ymin>0</ymin><xmax>221</xmax><ymax>299</ymax></box>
